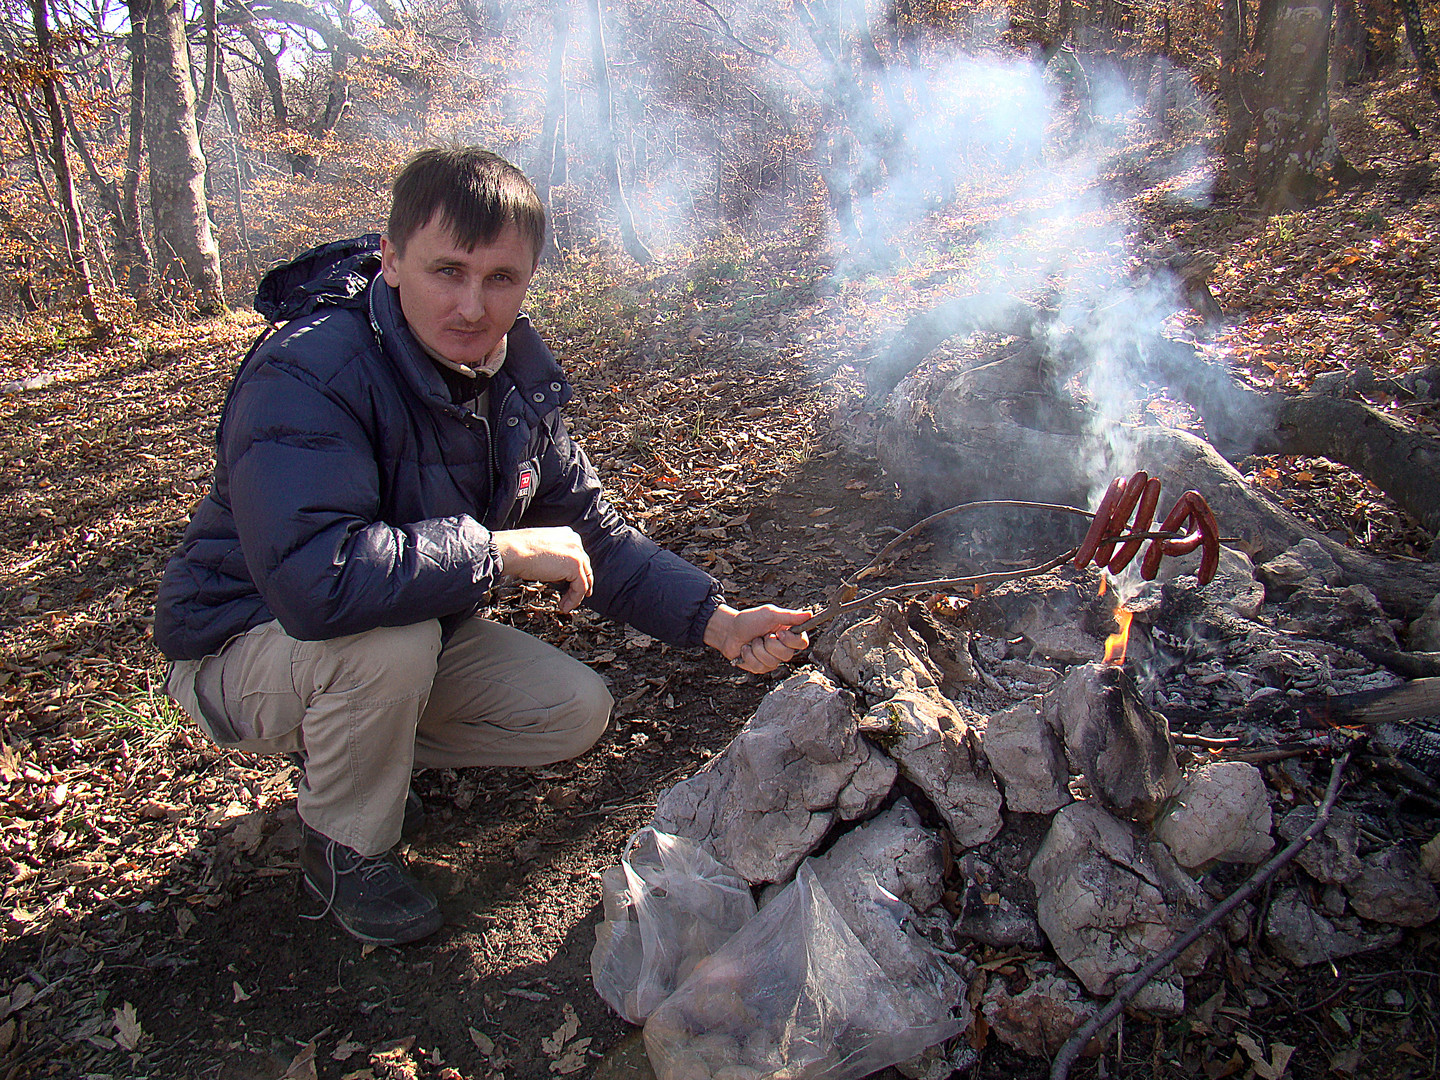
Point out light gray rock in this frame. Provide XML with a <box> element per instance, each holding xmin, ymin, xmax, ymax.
<box><xmin>1265</xmin><ymin>886</ymin><xmax>1403</xmax><ymax>965</ymax></box>
<box><xmin>1257</xmin><ymin>539</ymin><xmax>1345</xmax><ymax>597</ymax></box>
<box><xmin>1408</xmin><ymin>594</ymin><xmax>1440</xmax><ymax>653</ymax></box>
<box><xmin>1343</xmin><ymin>846</ymin><xmax>1440</xmax><ymax>927</ymax></box>
<box><xmin>896</xmin><ymin>1042</ymin><xmax>979</xmax><ymax>1080</ymax></box>
<box><xmin>1155</xmin><ymin>546</ymin><xmax>1265</xmax><ymax>619</ymax></box>
<box><xmin>1016</xmin><ymin>615</ymin><xmax>1103</xmax><ymax>664</ymax></box>
<box><xmin>1029</xmin><ymin>801</ymin><xmax>1214</xmax><ymax>1015</ymax></box>
<box><xmin>829</xmin><ymin>603</ymin><xmax>940</xmax><ymax>698</ymax></box>
<box><xmin>1276</xmin><ymin>806</ymin><xmax>1363</xmax><ymax>884</ymax></box>
<box><xmin>984</xmin><ymin>699</ymin><xmax>1072</xmax><ymax>815</ymax></box>
<box><xmin>1041</xmin><ymin>663</ymin><xmax>1179</xmax><ymax>824</ymax></box>
<box><xmin>981</xmin><ymin>962</ymin><xmax>1110</xmax><ymax>1059</ymax></box>
<box><xmin>1155</xmin><ymin>761</ymin><xmax>1274</xmax><ymax>867</ymax></box>
<box><xmin>0</xmin><ymin>372</ymin><xmax>57</xmax><ymax>396</ymax></box>
<box><xmin>1283</xmin><ymin>583</ymin><xmax>1400</xmax><ymax>650</ymax></box>
<box><xmin>807</xmin><ymin>800</ymin><xmax>962</xmax><ymax>1004</ymax></box>
<box><xmin>1421</xmin><ymin>834</ymin><xmax>1440</xmax><ymax>882</ymax></box>
<box><xmin>652</xmin><ymin>669</ymin><xmax>896</xmax><ymax>884</ymax></box>
<box><xmin>860</xmin><ymin>689</ymin><xmax>1003</xmax><ymax>849</ymax></box>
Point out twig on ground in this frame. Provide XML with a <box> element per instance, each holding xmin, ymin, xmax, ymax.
<box><xmin>1049</xmin><ymin>750</ymin><xmax>1354</xmax><ymax>1080</ymax></box>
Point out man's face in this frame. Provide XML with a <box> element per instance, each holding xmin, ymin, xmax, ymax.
<box><xmin>380</xmin><ymin>215</ymin><xmax>538</xmax><ymax>370</ymax></box>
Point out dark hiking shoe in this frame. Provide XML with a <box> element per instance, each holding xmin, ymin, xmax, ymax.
<box><xmin>287</xmin><ymin>753</ymin><xmax>425</xmax><ymax>838</ymax></box>
<box><xmin>299</xmin><ymin>825</ymin><xmax>443</xmax><ymax>945</ymax></box>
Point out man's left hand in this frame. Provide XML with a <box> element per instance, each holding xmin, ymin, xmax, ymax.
<box><xmin>703</xmin><ymin>603</ymin><xmax>811</xmax><ymax>674</ymax></box>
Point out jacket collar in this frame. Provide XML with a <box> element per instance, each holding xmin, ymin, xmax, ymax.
<box><xmin>366</xmin><ymin>273</ymin><xmax>573</xmax><ymax>422</ymax></box>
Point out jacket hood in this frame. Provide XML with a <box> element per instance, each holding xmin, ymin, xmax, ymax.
<box><xmin>254</xmin><ymin>234</ymin><xmax>381</xmax><ymax>324</ymax></box>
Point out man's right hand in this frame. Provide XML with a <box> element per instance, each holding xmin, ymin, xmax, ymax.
<box><xmin>490</xmin><ymin>527</ymin><xmax>593</xmax><ymax>613</ymax></box>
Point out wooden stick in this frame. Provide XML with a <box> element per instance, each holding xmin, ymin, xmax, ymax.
<box><xmin>1297</xmin><ymin>678</ymin><xmax>1440</xmax><ymax>727</ymax></box>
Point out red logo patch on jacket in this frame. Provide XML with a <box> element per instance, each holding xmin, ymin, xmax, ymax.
<box><xmin>516</xmin><ymin>462</ymin><xmax>536</xmax><ymax>499</ymax></box>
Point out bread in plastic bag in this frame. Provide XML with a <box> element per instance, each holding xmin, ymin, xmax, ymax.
<box><xmin>591</xmin><ymin>827</ymin><xmax>757</xmax><ymax>1024</ymax></box>
<box><xmin>643</xmin><ymin>861</ymin><xmax>963</xmax><ymax>1080</ymax></box>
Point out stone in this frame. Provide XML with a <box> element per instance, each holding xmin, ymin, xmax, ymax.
<box><xmin>1155</xmin><ymin>761</ymin><xmax>1273</xmax><ymax>867</ymax></box>
<box><xmin>1421</xmin><ymin>834</ymin><xmax>1440</xmax><ymax>882</ymax></box>
<box><xmin>859</xmin><ymin>688</ymin><xmax>1003</xmax><ymax>849</ymax></box>
<box><xmin>1343</xmin><ymin>846</ymin><xmax>1440</xmax><ymax>927</ymax></box>
<box><xmin>1156</xmin><ymin>546</ymin><xmax>1265</xmax><ymax>619</ymax></box>
<box><xmin>1041</xmin><ymin>663</ymin><xmax>1179</xmax><ymax>824</ymax></box>
<box><xmin>905</xmin><ymin>602</ymin><xmax>978</xmax><ymax>692</ymax></box>
<box><xmin>807</xmin><ymin>800</ymin><xmax>962</xmax><ymax>1003</ymax></box>
<box><xmin>652</xmin><ymin>669</ymin><xmax>896</xmax><ymax>884</ymax></box>
<box><xmin>1406</xmin><ymin>593</ymin><xmax>1440</xmax><ymax>653</ymax></box>
<box><xmin>983</xmin><ymin>699</ymin><xmax>1072</xmax><ymax>815</ymax></box>
<box><xmin>1265</xmin><ymin>887</ymin><xmax>1402</xmax><ymax>966</ymax></box>
<box><xmin>981</xmin><ymin>962</ymin><xmax>1109</xmax><ymax>1059</ymax></box>
<box><xmin>1029</xmin><ymin>802</ymin><xmax>1214</xmax><ymax>1014</ymax></box>
<box><xmin>896</xmin><ymin>1043</ymin><xmax>979</xmax><ymax>1080</ymax></box>
<box><xmin>828</xmin><ymin>603</ymin><xmax>940</xmax><ymax>699</ymax></box>
<box><xmin>1256</xmin><ymin>539</ymin><xmax>1345</xmax><ymax>597</ymax></box>
<box><xmin>1282</xmin><ymin>583</ymin><xmax>1400</xmax><ymax>650</ymax></box>
<box><xmin>953</xmin><ymin>896</ymin><xmax>1045</xmax><ymax>950</ymax></box>
<box><xmin>1276</xmin><ymin>807</ymin><xmax>1363</xmax><ymax>884</ymax></box>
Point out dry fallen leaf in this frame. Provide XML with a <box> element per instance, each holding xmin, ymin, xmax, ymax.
<box><xmin>113</xmin><ymin>1002</ymin><xmax>144</xmax><ymax>1051</ymax></box>
<box><xmin>541</xmin><ymin>1003</ymin><xmax>580</xmax><ymax>1056</ymax></box>
<box><xmin>550</xmin><ymin>1037</ymin><xmax>591</xmax><ymax>1074</ymax></box>
<box><xmin>282</xmin><ymin>1042</ymin><xmax>319</xmax><ymax>1080</ymax></box>
<box><xmin>232</xmin><ymin>981</ymin><xmax>251</xmax><ymax>1003</ymax></box>
<box><xmin>1235</xmin><ymin>1030</ymin><xmax>1294</xmax><ymax>1080</ymax></box>
<box><xmin>469</xmin><ymin>1027</ymin><xmax>495</xmax><ymax>1056</ymax></box>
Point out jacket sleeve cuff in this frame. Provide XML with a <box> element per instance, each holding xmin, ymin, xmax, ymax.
<box><xmin>690</xmin><ymin>588</ymin><xmax>725</xmax><ymax>648</ymax></box>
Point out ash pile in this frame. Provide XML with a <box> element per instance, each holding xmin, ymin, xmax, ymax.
<box><xmin>591</xmin><ymin>541</ymin><xmax>1440</xmax><ymax>1079</ymax></box>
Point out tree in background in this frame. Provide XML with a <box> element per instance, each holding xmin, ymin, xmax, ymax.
<box><xmin>1252</xmin><ymin>0</ymin><xmax>1362</xmax><ymax>210</ymax></box>
<box><xmin>0</xmin><ymin>0</ymin><xmax>1438</xmax><ymax>320</ymax></box>
<box><xmin>142</xmin><ymin>0</ymin><xmax>223</xmax><ymax>310</ymax></box>
<box><xmin>24</xmin><ymin>0</ymin><xmax>104</xmax><ymax>330</ymax></box>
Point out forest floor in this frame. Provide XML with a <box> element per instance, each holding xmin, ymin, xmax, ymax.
<box><xmin>2</xmin><ymin>72</ymin><xmax>1439</xmax><ymax>1080</ymax></box>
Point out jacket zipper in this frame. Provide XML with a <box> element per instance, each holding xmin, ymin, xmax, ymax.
<box><xmin>487</xmin><ymin>385</ymin><xmax>518</xmax><ymax>527</ymax></box>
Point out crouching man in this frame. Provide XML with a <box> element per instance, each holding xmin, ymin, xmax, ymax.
<box><xmin>153</xmin><ymin>147</ymin><xmax>808</xmax><ymax>945</ymax></box>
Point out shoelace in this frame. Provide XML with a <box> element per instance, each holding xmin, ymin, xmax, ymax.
<box><xmin>300</xmin><ymin>839</ymin><xmax>396</xmax><ymax>922</ymax></box>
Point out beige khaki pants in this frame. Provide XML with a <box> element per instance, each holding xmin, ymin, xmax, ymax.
<box><xmin>165</xmin><ymin>617</ymin><xmax>613</xmax><ymax>855</ymax></box>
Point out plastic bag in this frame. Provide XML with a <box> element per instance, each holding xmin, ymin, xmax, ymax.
<box><xmin>643</xmin><ymin>862</ymin><xmax>963</xmax><ymax>1080</ymax></box>
<box><xmin>592</xmin><ymin>827</ymin><xmax>757</xmax><ymax>1024</ymax></box>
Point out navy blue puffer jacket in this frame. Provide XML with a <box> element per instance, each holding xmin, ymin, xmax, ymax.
<box><xmin>154</xmin><ymin>236</ymin><xmax>721</xmax><ymax>660</ymax></box>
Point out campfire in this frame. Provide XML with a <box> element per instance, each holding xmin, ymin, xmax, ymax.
<box><xmin>591</xmin><ymin>504</ymin><xmax>1440</xmax><ymax>1079</ymax></box>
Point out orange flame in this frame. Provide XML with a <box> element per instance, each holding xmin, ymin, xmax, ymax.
<box><xmin>1103</xmin><ymin>607</ymin><xmax>1134</xmax><ymax>666</ymax></box>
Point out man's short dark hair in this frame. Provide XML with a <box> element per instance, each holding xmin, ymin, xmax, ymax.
<box><xmin>387</xmin><ymin>147</ymin><xmax>546</xmax><ymax>262</ymax></box>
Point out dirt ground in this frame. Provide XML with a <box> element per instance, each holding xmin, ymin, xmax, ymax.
<box><xmin>3</xmin><ymin>71</ymin><xmax>1440</xmax><ymax>1080</ymax></box>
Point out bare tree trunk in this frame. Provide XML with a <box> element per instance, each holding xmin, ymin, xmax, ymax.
<box><xmin>209</xmin><ymin>62</ymin><xmax>255</xmax><ymax>286</ymax></box>
<box><xmin>121</xmin><ymin>0</ymin><xmax>154</xmax><ymax>302</ymax></box>
<box><xmin>198</xmin><ymin>0</ymin><xmax>218</xmax><ymax>124</ymax></box>
<box><xmin>144</xmin><ymin>0</ymin><xmax>224</xmax><ymax>312</ymax></box>
<box><xmin>29</xmin><ymin>0</ymin><xmax>105</xmax><ymax>332</ymax></box>
<box><xmin>1332</xmin><ymin>0</ymin><xmax>1369</xmax><ymax>86</ymax></box>
<box><xmin>1398</xmin><ymin>0</ymin><xmax>1440</xmax><ymax>100</ymax></box>
<box><xmin>1219</xmin><ymin>0</ymin><xmax>1256</xmax><ymax>179</ymax></box>
<box><xmin>1254</xmin><ymin>0</ymin><xmax>1357</xmax><ymax>212</ymax></box>
<box><xmin>58</xmin><ymin>84</ymin><xmax>131</xmax><ymax>264</ymax></box>
<box><xmin>241</xmin><ymin>24</ymin><xmax>288</xmax><ymax>128</ymax></box>
<box><xmin>586</xmin><ymin>0</ymin><xmax>651</xmax><ymax>265</ymax></box>
<box><xmin>313</xmin><ymin>49</ymin><xmax>351</xmax><ymax>136</ymax></box>
<box><xmin>534</xmin><ymin>0</ymin><xmax>570</xmax><ymax>256</ymax></box>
